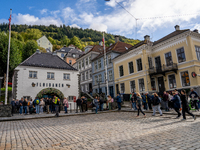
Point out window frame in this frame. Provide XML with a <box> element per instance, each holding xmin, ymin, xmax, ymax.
<box><xmin>94</xmin><ymin>61</ymin><xmax>98</xmax><ymax>71</ymax></box>
<box><xmin>108</xmin><ymin>70</ymin><xmax>112</xmax><ymax>81</ymax></box>
<box><xmin>136</xmin><ymin>58</ymin><xmax>143</xmax><ymax>71</ymax></box>
<box><xmin>150</xmin><ymin>78</ymin><xmax>156</xmax><ymax>91</ymax></box>
<box><xmin>98</xmin><ymin>74</ymin><xmax>102</xmax><ymax>82</ymax></box>
<box><xmin>86</xmin><ymin>71</ymin><xmax>88</xmax><ymax>80</ymax></box>
<box><xmin>128</xmin><ymin>61</ymin><xmax>134</xmax><ymax>74</ymax></box>
<box><xmin>69</xmin><ymin>60</ymin><xmax>72</xmax><ymax>65</ymax></box>
<box><xmin>63</xmin><ymin>73</ymin><xmax>70</xmax><ymax>80</ymax></box>
<box><xmin>47</xmin><ymin>72</ymin><xmax>55</xmax><ymax>80</ymax></box>
<box><xmin>176</xmin><ymin>47</ymin><xmax>186</xmax><ymax>63</ymax></box>
<box><xmin>130</xmin><ymin>80</ymin><xmax>135</xmax><ymax>93</ymax></box>
<box><xmin>119</xmin><ymin>65</ymin><xmax>124</xmax><ymax>77</ymax></box>
<box><xmin>195</xmin><ymin>45</ymin><xmax>200</xmax><ymax>60</ymax></box>
<box><xmin>108</xmin><ymin>55</ymin><xmax>112</xmax><ymax>64</ymax></box>
<box><xmin>85</xmin><ymin>57</ymin><xmax>88</xmax><ymax>66</ymax></box>
<box><xmin>180</xmin><ymin>71</ymin><xmax>190</xmax><ymax>87</ymax></box>
<box><xmin>138</xmin><ymin>78</ymin><xmax>145</xmax><ymax>92</ymax></box>
<box><xmin>165</xmin><ymin>51</ymin><xmax>173</xmax><ymax>66</ymax></box>
<box><xmin>98</xmin><ymin>60</ymin><xmax>101</xmax><ymax>70</ymax></box>
<box><xmin>29</xmin><ymin>71</ymin><xmax>37</xmax><ymax>79</ymax></box>
<box><xmin>168</xmin><ymin>74</ymin><xmax>177</xmax><ymax>89</ymax></box>
<box><xmin>120</xmin><ymin>83</ymin><xmax>125</xmax><ymax>93</ymax></box>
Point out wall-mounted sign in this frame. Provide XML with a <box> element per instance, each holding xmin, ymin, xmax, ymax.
<box><xmin>191</xmin><ymin>72</ymin><xmax>197</xmax><ymax>78</ymax></box>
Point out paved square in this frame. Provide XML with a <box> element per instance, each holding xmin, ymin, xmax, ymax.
<box><xmin>0</xmin><ymin>112</ymin><xmax>200</xmax><ymax>150</ymax></box>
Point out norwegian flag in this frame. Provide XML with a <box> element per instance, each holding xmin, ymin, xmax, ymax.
<box><xmin>8</xmin><ymin>14</ymin><xmax>11</xmax><ymax>30</ymax></box>
<box><xmin>102</xmin><ymin>37</ymin><xmax>104</xmax><ymax>47</ymax></box>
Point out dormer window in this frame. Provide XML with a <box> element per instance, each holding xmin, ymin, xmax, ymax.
<box><xmin>72</xmin><ymin>54</ymin><xmax>76</xmax><ymax>58</ymax></box>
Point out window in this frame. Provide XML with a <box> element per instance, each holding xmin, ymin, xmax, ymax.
<box><xmin>98</xmin><ymin>60</ymin><xmax>101</xmax><ymax>70</ymax></box>
<box><xmin>86</xmin><ymin>57</ymin><xmax>88</xmax><ymax>66</ymax></box>
<box><xmin>59</xmin><ymin>83</ymin><xmax>60</xmax><ymax>87</ymax></box>
<box><xmin>89</xmin><ymin>56</ymin><xmax>91</xmax><ymax>64</ymax></box>
<box><xmin>49</xmin><ymin>83</ymin><xmax>51</xmax><ymax>87</ymax></box>
<box><xmin>108</xmin><ymin>71</ymin><xmax>112</xmax><ymax>81</ymax></box>
<box><xmin>177</xmin><ymin>47</ymin><xmax>186</xmax><ymax>63</ymax></box>
<box><xmin>86</xmin><ymin>71</ymin><xmax>88</xmax><ymax>80</ymax></box>
<box><xmin>43</xmin><ymin>83</ymin><xmax>45</xmax><ymax>87</ymax></box>
<box><xmin>104</xmin><ymin>72</ymin><xmax>106</xmax><ymax>82</ymax></box>
<box><xmin>55</xmin><ymin>84</ymin><xmax>57</xmax><ymax>87</ymax></box>
<box><xmin>82</xmin><ymin>73</ymin><xmax>85</xmax><ymax>81</ymax></box>
<box><xmin>63</xmin><ymin>74</ymin><xmax>70</xmax><ymax>80</ymax></box>
<box><xmin>62</xmin><ymin>84</ymin><xmax>64</xmax><ymax>87</ymax></box>
<box><xmin>137</xmin><ymin>58</ymin><xmax>143</xmax><ymax>71</ymax></box>
<box><xmin>108</xmin><ymin>55</ymin><xmax>112</xmax><ymax>64</ymax></box>
<box><xmin>85</xmin><ymin>85</ymin><xmax>88</xmax><ymax>92</ymax></box>
<box><xmin>119</xmin><ymin>65</ymin><xmax>124</xmax><ymax>77</ymax></box>
<box><xmin>29</xmin><ymin>71</ymin><xmax>37</xmax><ymax>79</ymax></box>
<box><xmin>168</xmin><ymin>74</ymin><xmax>176</xmax><ymax>89</ymax></box>
<box><xmin>61</xmin><ymin>53</ymin><xmax>64</xmax><ymax>57</ymax></box>
<box><xmin>79</xmin><ymin>62</ymin><xmax>81</xmax><ymax>70</ymax></box>
<box><xmin>120</xmin><ymin>83</ymin><xmax>125</xmax><ymax>93</ymax></box>
<box><xmin>46</xmin><ymin>83</ymin><xmax>48</xmax><ymax>87</ymax></box>
<box><xmin>148</xmin><ymin>57</ymin><xmax>153</xmax><ymax>68</ymax></box>
<box><xmin>94</xmin><ymin>61</ymin><xmax>98</xmax><ymax>71</ymax></box>
<box><xmin>36</xmin><ymin>83</ymin><xmax>38</xmax><ymax>87</ymax></box>
<box><xmin>82</xmin><ymin>60</ymin><xmax>84</xmax><ymax>68</ymax></box>
<box><xmin>195</xmin><ymin>46</ymin><xmax>200</xmax><ymax>60</ymax></box>
<box><xmin>104</xmin><ymin>58</ymin><xmax>107</xmax><ymax>67</ymax></box>
<box><xmin>151</xmin><ymin>78</ymin><xmax>156</xmax><ymax>90</ymax></box>
<box><xmin>81</xmin><ymin>86</ymin><xmax>84</xmax><ymax>92</ymax></box>
<box><xmin>94</xmin><ymin>76</ymin><xmax>98</xmax><ymax>85</ymax></box>
<box><xmin>47</xmin><ymin>72</ymin><xmax>54</xmax><ymax>79</ymax></box>
<box><xmin>165</xmin><ymin>52</ymin><xmax>173</xmax><ymax>66</ymax></box>
<box><xmin>40</xmin><ymin>83</ymin><xmax>41</xmax><ymax>87</ymax></box>
<box><xmin>130</xmin><ymin>80</ymin><xmax>135</xmax><ymax>93</ymax></box>
<box><xmin>90</xmin><ymin>70</ymin><xmax>92</xmax><ymax>78</ymax></box>
<box><xmin>52</xmin><ymin>83</ymin><xmax>54</xmax><ymax>87</ymax></box>
<box><xmin>128</xmin><ymin>61</ymin><xmax>134</xmax><ymax>74</ymax></box>
<box><xmin>139</xmin><ymin>78</ymin><xmax>145</xmax><ymax>91</ymax></box>
<box><xmin>181</xmin><ymin>71</ymin><xmax>190</xmax><ymax>87</ymax></box>
<box><xmin>99</xmin><ymin>74</ymin><xmax>102</xmax><ymax>82</ymax></box>
<box><xmin>69</xmin><ymin>60</ymin><xmax>72</xmax><ymax>65</ymax></box>
<box><xmin>38</xmin><ymin>40</ymin><xmax>40</xmax><ymax>43</ymax></box>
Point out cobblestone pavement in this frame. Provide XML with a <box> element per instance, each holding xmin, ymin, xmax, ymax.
<box><xmin>0</xmin><ymin>112</ymin><xmax>200</xmax><ymax>150</ymax></box>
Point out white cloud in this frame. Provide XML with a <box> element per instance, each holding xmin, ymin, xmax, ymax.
<box><xmin>70</xmin><ymin>24</ymin><xmax>81</xmax><ymax>29</ymax></box>
<box><xmin>13</xmin><ymin>13</ymin><xmax>63</xmax><ymax>26</ymax></box>
<box><xmin>62</xmin><ymin>7</ymin><xmax>76</xmax><ymax>24</ymax></box>
<box><xmin>89</xmin><ymin>23</ymin><xmax>107</xmax><ymax>32</ymax></box>
<box><xmin>40</xmin><ymin>9</ymin><xmax>48</xmax><ymax>14</ymax></box>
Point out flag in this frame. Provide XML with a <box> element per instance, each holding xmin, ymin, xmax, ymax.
<box><xmin>8</xmin><ymin>14</ymin><xmax>11</xmax><ymax>30</ymax></box>
<box><xmin>102</xmin><ymin>37</ymin><xmax>104</xmax><ymax>47</ymax></box>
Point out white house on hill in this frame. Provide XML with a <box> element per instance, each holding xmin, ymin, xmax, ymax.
<box><xmin>37</xmin><ymin>35</ymin><xmax>53</xmax><ymax>52</ymax></box>
<box><xmin>12</xmin><ymin>50</ymin><xmax>79</xmax><ymax>107</ymax></box>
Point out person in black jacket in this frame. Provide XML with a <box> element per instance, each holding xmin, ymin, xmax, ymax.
<box><xmin>152</xmin><ymin>93</ymin><xmax>162</xmax><ymax>116</ymax></box>
<box><xmin>76</xmin><ymin>97</ymin><xmax>82</xmax><ymax>113</ymax></box>
<box><xmin>136</xmin><ymin>92</ymin><xmax>146</xmax><ymax>117</ymax></box>
<box><xmin>46</xmin><ymin>98</ymin><xmax>50</xmax><ymax>114</ymax></box>
<box><xmin>181</xmin><ymin>90</ymin><xmax>196</xmax><ymax>121</ymax></box>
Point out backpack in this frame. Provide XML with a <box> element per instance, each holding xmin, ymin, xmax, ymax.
<box><xmin>36</xmin><ymin>100</ymin><xmax>39</xmax><ymax>105</ymax></box>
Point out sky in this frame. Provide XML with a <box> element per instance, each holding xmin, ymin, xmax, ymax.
<box><xmin>1</xmin><ymin>0</ymin><xmax>200</xmax><ymax>41</ymax></box>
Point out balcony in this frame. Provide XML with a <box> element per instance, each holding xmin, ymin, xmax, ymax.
<box><xmin>148</xmin><ymin>63</ymin><xmax>178</xmax><ymax>77</ymax></box>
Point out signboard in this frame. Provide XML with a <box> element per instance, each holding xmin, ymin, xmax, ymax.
<box><xmin>73</xmin><ymin>96</ymin><xmax>76</xmax><ymax>102</ymax></box>
<box><xmin>191</xmin><ymin>72</ymin><xmax>197</xmax><ymax>78</ymax></box>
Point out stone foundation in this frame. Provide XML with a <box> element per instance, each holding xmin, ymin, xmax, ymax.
<box><xmin>0</xmin><ymin>104</ymin><xmax>12</xmax><ymax>117</ymax></box>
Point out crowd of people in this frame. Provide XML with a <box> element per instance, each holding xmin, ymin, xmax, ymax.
<box><xmin>127</xmin><ymin>88</ymin><xmax>198</xmax><ymax>120</ymax></box>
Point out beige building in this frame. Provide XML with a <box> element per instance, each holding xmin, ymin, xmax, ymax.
<box><xmin>113</xmin><ymin>25</ymin><xmax>200</xmax><ymax>96</ymax></box>
<box><xmin>37</xmin><ymin>35</ymin><xmax>53</xmax><ymax>52</ymax></box>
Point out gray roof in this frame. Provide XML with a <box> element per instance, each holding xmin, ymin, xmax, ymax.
<box><xmin>56</xmin><ymin>47</ymin><xmax>72</xmax><ymax>53</ymax></box>
<box><xmin>19</xmin><ymin>52</ymin><xmax>77</xmax><ymax>70</ymax></box>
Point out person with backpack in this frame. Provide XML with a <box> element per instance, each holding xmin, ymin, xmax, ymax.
<box><xmin>136</xmin><ymin>92</ymin><xmax>146</xmax><ymax>117</ymax></box>
<box><xmin>76</xmin><ymin>97</ymin><xmax>82</xmax><ymax>113</ymax></box>
<box><xmin>171</xmin><ymin>91</ymin><xmax>182</xmax><ymax>118</ymax></box>
<box><xmin>93</xmin><ymin>96</ymin><xmax>99</xmax><ymax>114</ymax></box>
<box><xmin>63</xmin><ymin>97</ymin><xmax>69</xmax><ymax>114</ymax></box>
<box><xmin>11</xmin><ymin>99</ymin><xmax>16</xmax><ymax>116</ymax></box>
<box><xmin>163</xmin><ymin>91</ymin><xmax>169</xmax><ymax>111</ymax></box>
<box><xmin>180</xmin><ymin>89</ymin><xmax>196</xmax><ymax>121</ymax></box>
<box><xmin>189</xmin><ymin>88</ymin><xmax>199</xmax><ymax>111</ymax></box>
<box><xmin>116</xmin><ymin>93</ymin><xmax>122</xmax><ymax>111</ymax></box>
<box><xmin>34</xmin><ymin>97</ymin><xmax>40</xmax><ymax>114</ymax></box>
<box><xmin>19</xmin><ymin>98</ymin><xmax>24</xmax><ymax>115</ymax></box>
<box><xmin>53</xmin><ymin>96</ymin><xmax>59</xmax><ymax>117</ymax></box>
<box><xmin>152</xmin><ymin>93</ymin><xmax>163</xmax><ymax>116</ymax></box>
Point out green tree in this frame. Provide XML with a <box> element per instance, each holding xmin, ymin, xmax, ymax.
<box><xmin>69</xmin><ymin>36</ymin><xmax>83</xmax><ymax>50</ymax></box>
<box><xmin>22</xmin><ymin>40</ymin><xmax>38</xmax><ymax>61</ymax></box>
<box><xmin>61</xmin><ymin>35</ymin><xmax>70</xmax><ymax>46</ymax></box>
<box><xmin>24</xmin><ymin>29</ymin><xmax>42</xmax><ymax>41</ymax></box>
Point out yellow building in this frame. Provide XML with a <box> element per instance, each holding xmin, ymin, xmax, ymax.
<box><xmin>113</xmin><ymin>25</ymin><xmax>200</xmax><ymax>95</ymax></box>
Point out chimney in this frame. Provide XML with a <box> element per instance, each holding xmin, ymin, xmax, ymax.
<box><xmin>52</xmin><ymin>51</ymin><xmax>57</xmax><ymax>56</ymax></box>
<box><xmin>115</xmin><ymin>35</ymin><xmax>119</xmax><ymax>43</ymax></box>
<box><xmin>175</xmin><ymin>25</ymin><xmax>180</xmax><ymax>31</ymax></box>
<box><xmin>193</xmin><ymin>29</ymin><xmax>199</xmax><ymax>33</ymax></box>
<box><xmin>144</xmin><ymin>35</ymin><xmax>150</xmax><ymax>41</ymax></box>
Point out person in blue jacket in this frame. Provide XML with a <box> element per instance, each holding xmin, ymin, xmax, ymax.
<box><xmin>141</xmin><ymin>93</ymin><xmax>147</xmax><ymax>110</ymax></box>
<box><xmin>116</xmin><ymin>93</ymin><xmax>122</xmax><ymax>111</ymax></box>
<box><xmin>171</xmin><ymin>91</ymin><xmax>181</xmax><ymax>118</ymax></box>
<box><xmin>189</xmin><ymin>88</ymin><xmax>199</xmax><ymax>111</ymax></box>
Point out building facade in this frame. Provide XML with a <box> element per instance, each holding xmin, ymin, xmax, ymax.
<box><xmin>113</xmin><ymin>25</ymin><xmax>200</xmax><ymax>96</ymax></box>
<box><xmin>37</xmin><ymin>35</ymin><xmax>53</xmax><ymax>52</ymax></box>
<box><xmin>92</xmin><ymin>37</ymin><xmax>132</xmax><ymax>97</ymax></box>
<box><xmin>12</xmin><ymin>51</ymin><xmax>79</xmax><ymax>105</ymax></box>
<box><xmin>73</xmin><ymin>45</ymin><xmax>103</xmax><ymax>94</ymax></box>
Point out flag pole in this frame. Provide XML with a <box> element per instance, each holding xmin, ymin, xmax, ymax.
<box><xmin>5</xmin><ymin>9</ymin><xmax>12</xmax><ymax>105</ymax></box>
<box><xmin>103</xmin><ymin>32</ymin><xmax>109</xmax><ymax>97</ymax></box>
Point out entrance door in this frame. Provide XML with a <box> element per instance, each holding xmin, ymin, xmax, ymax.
<box><xmin>155</xmin><ymin>56</ymin><xmax>161</xmax><ymax>71</ymax></box>
<box><xmin>109</xmin><ymin>86</ymin><xmax>114</xmax><ymax>98</ymax></box>
<box><xmin>116</xmin><ymin>84</ymin><xmax>119</xmax><ymax>94</ymax></box>
<box><xmin>157</xmin><ymin>76</ymin><xmax>165</xmax><ymax>93</ymax></box>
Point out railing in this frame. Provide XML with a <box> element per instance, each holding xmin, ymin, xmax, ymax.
<box><xmin>148</xmin><ymin>63</ymin><xmax>178</xmax><ymax>75</ymax></box>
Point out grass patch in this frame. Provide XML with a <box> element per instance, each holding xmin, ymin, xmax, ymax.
<box><xmin>1</xmin><ymin>87</ymin><xmax>12</xmax><ymax>92</ymax></box>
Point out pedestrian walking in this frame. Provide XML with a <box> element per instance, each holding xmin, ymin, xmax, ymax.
<box><xmin>163</xmin><ymin>91</ymin><xmax>169</xmax><ymax>111</ymax></box>
<box><xmin>171</xmin><ymin>91</ymin><xmax>181</xmax><ymax>118</ymax></box>
<box><xmin>145</xmin><ymin>92</ymin><xmax>152</xmax><ymax>110</ymax></box>
<box><xmin>34</xmin><ymin>97</ymin><xmax>40</xmax><ymax>114</ymax></box>
<box><xmin>141</xmin><ymin>93</ymin><xmax>147</xmax><ymax>110</ymax></box>
<box><xmin>136</xmin><ymin>92</ymin><xmax>146</xmax><ymax>117</ymax></box>
<box><xmin>107</xmin><ymin>95</ymin><xmax>113</xmax><ymax>110</ymax></box>
<box><xmin>99</xmin><ymin>96</ymin><xmax>104</xmax><ymax>111</ymax></box>
<box><xmin>46</xmin><ymin>98</ymin><xmax>50</xmax><ymax>114</ymax></box>
<box><xmin>189</xmin><ymin>88</ymin><xmax>199</xmax><ymax>111</ymax></box>
<box><xmin>19</xmin><ymin>98</ymin><xmax>23</xmax><ymax>115</ymax></box>
<box><xmin>23</xmin><ymin>99</ymin><xmax>28</xmax><ymax>115</ymax></box>
<box><xmin>93</xmin><ymin>96</ymin><xmax>99</xmax><ymax>114</ymax></box>
<box><xmin>11</xmin><ymin>99</ymin><xmax>15</xmax><ymax>116</ymax></box>
<box><xmin>76</xmin><ymin>97</ymin><xmax>82</xmax><ymax>113</ymax></box>
<box><xmin>132</xmin><ymin>93</ymin><xmax>137</xmax><ymax>110</ymax></box>
<box><xmin>63</xmin><ymin>97</ymin><xmax>69</xmax><ymax>113</ymax></box>
<box><xmin>53</xmin><ymin>96</ymin><xmax>59</xmax><ymax>117</ymax></box>
<box><xmin>39</xmin><ymin>99</ymin><xmax>45</xmax><ymax>114</ymax></box>
<box><xmin>152</xmin><ymin>93</ymin><xmax>163</xmax><ymax>116</ymax></box>
<box><xmin>116</xmin><ymin>93</ymin><xmax>122</xmax><ymax>111</ymax></box>
<box><xmin>180</xmin><ymin>90</ymin><xmax>196</xmax><ymax>121</ymax></box>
